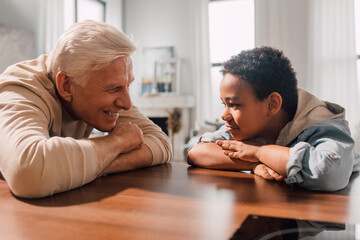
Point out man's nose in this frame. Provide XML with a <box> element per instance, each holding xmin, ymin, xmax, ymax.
<box><xmin>115</xmin><ymin>89</ymin><xmax>132</xmax><ymax>110</ymax></box>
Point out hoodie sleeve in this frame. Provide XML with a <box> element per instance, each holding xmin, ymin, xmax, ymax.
<box><xmin>198</xmin><ymin>125</ymin><xmax>233</xmax><ymax>143</ymax></box>
<box><xmin>0</xmin><ymin>86</ymin><xmax>100</xmax><ymax>198</ymax></box>
<box><xmin>286</xmin><ymin>119</ymin><xmax>356</xmax><ymax>191</ymax></box>
<box><xmin>117</xmin><ymin>105</ymin><xmax>173</xmax><ymax>165</ymax></box>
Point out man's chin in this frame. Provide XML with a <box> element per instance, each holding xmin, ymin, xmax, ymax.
<box><xmin>93</xmin><ymin>124</ymin><xmax>115</xmax><ymax>133</ymax></box>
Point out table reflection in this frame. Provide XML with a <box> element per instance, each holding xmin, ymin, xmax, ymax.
<box><xmin>231</xmin><ymin>215</ymin><xmax>346</xmax><ymax>240</ymax></box>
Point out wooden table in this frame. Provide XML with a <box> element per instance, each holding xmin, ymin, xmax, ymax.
<box><xmin>0</xmin><ymin>162</ymin><xmax>359</xmax><ymax>240</ymax></box>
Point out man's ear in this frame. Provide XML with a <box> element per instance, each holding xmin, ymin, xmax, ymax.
<box><xmin>56</xmin><ymin>71</ymin><xmax>72</xmax><ymax>102</ymax></box>
<box><xmin>266</xmin><ymin>92</ymin><xmax>282</xmax><ymax>116</ymax></box>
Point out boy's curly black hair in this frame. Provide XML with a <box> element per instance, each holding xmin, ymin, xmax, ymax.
<box><xmin>221</xmin><ymin>46</ymin><xmax>298</xmax><ymax>119</ymax></box>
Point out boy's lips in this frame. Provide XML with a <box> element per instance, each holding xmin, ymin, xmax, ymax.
<box><xmin>225</xmin><ymin>123</ymin><xmax>238</xmax><ymax>131</ymax></box>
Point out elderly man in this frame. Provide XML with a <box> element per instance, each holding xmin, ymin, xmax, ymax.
<box><xmin>0</xmin><ymin>20</ymin><xmax>172</xmax><ymax>198</ymax></box>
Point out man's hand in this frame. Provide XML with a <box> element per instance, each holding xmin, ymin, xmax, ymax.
<box><xmin>88</xmin><ymin>121</ymin><xmax>145</xmax><ymax>172</ymax></box>
<box><xmin>252</xmin><ymin>163</ymin><xmax>285</xmax><ymax>182</ymax></box>
<box><xmin>108</xmin><ymin>121</ymin><xmax>143</xmax><ymax>154</ymax></box>
<box><xmin>216</xmin><ymin>140</ymin><xmax>263</xmax><ymax>162</ymax></box>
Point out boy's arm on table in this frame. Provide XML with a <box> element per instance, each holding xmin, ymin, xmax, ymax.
<box><xmin>187</xmin><ymin>142</ymin><xmax>256</xmax><ymax>170</ymax></box>
<box><xmin>255</xmin><ymin>145</ymin><xmax>290</xmax><ymax>177</ymax></box>
<box><xmin>217</xmin><ymin>140</ymin><xmax>290</xmax><ymax>176</ymax></box>
<box><xmin>188</xmin><ymin>142</ymin><xmax>284</xmax><ymax>181</ymax></box>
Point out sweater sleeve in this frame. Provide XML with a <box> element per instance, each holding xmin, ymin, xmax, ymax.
<box><xmin>0</xmin><ymin>86</ymin><xmax>99</xmax><ymax>198</ymax></box>
<box><xmin>117</xmin><ymin>104</ymin><xmax>173</xmax><ymax>165</ymax></box>
<box><xmin>286</xmin><ymin>119</ymin><xmax>356</xmax><ymax>191</ymax></box>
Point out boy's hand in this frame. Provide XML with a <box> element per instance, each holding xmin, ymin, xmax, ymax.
<box><xmin>216</xmin><ymin>140</ymin><xmax>262</xmax><ymax>162</ymax></box>
<box><xmin>252</xmin><ymin>163</ymin><xmax>285</xmax><ymax>182</ymax></box>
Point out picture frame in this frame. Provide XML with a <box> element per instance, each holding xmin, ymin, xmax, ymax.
<box><xmin>141</xmin><ymin>46</ymin><xmax>180</xmax><ymax>96</ymax></box>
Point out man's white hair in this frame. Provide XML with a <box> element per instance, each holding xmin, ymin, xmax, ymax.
<box><xmin>47</xmin><ymin>20</ymin><xmax>136</xmax><ymax>86</ymax></box>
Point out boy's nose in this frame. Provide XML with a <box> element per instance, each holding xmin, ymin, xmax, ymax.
<box><xmin>221</xmin><ymin>109</ymin><xmax>232</xmax><ymax>122</ymax></box>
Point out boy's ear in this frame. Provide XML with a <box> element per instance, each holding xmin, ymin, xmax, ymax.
<box><xmin>266</xmin><ymin>92</ymin><xmax>282</xmax><ymax>116</ymax></box>
<box><xmin>56</xmin><ymin>71</ymin><xmax>73</xmax><ymax>102</ymax></box>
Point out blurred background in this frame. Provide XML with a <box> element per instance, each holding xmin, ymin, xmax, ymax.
<box><xmin>1</xmin><ymin>0</ymin><xmax>359</xmax><ymax>159</ymax></box>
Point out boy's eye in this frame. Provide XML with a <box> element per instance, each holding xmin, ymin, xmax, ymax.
<box><xmin>222</xmin><ymin>102</ymin><xmax>240</xmax><ymax>108</ymax></box>
<box><xmin>221</xmin><ymin>98</ymin><xmax>241</xmax><ymax>108</ymax></box>
<box><xmin>229</xmin><ymin>103</ymin><xmax>240</xmax><ymax>108</ymax></box>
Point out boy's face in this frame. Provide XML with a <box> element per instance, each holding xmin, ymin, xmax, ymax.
<box><xmin>220</xmin><ymin>73</ymin><xmax>270</xmax><ymax>141</ymax></box>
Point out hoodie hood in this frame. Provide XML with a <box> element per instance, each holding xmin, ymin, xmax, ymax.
<box><xmin>276</xmin><ymin>88</ymin><xmax>345</xmax><ymax>146</ymax></box>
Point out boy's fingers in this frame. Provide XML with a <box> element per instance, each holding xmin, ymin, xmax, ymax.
<box><xmin>262</xmin><ymin>171</ymin><xmax>275</xmax><ymax>180</ymax></box>
<box><xmin>219</xmin><ymin>142</ymin><xmax>231</xmax><ymax>149</ymax></box>
<box><xmin>267</xmin><ymin>168</ymin><xmax>284</xmax><ymax>182</ymax></box>
<box><xmin>254</xmin><ymin>165</ymin><xmax>275</xmax><ymax>180</ymax></box>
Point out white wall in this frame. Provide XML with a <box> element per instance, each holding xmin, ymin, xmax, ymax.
<box><xmin>0</xmin><ymin>0</ymin><xmax>40</xmax><ymax>33</ymax></box>
<box><xmin>124</xmin><ymin>0</ymin><xmax>196</xmax><ymax>97</ymax></box>
<box><xmin>0</xmin><ymin>0</ymin><xmax>39</xmax><ymax>72</ymax></box>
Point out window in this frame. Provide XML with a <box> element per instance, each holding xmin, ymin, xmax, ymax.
<box><xmin>76</xmin><ymin>0</ymin><xmax>106</xmax><ymax>22</ymax></box>
<box><xmin>64</xmin><ymin>0</ymin><xmax>106</xmax><ymax>30</ymax></box>
<box><xmin>208</xmin><ymin>0</ymin><xmax>255</xmax><ymax>122</ymax></box>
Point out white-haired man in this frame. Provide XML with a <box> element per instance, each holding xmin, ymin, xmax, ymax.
<box><xmin>0</xmin><ymin>20</ymin><xmax>173</xmax><ymax>198</ymax></box>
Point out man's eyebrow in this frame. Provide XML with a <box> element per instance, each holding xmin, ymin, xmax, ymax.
<box><xmin>105</xmin><ymin>83</ymin><xmax>119</xmax><ymax>89</ymax></box>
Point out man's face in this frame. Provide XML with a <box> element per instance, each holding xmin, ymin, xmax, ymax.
<box><xmin>220</xmin><ymin>73</ymin><xmax>269</xmax><ymax>141</ymax></box>
<box><xmin>69</xmin><ymin>56</ymin><xmax>134</xmax><ymax>132</ymax></box>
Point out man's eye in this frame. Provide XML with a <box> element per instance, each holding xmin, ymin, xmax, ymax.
<box><xmin>108</xmin><ymin>87</ymin><xmax>122</xmax><ymax>93</ymax></box>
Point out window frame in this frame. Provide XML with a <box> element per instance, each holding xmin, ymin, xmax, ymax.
<box><xmin>74</xmin><ymin>0</ymin><xmax>106</xmax><ymax>23</ymax></box>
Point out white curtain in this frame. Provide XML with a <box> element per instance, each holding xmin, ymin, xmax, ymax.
<box><xmin>255</xmin><ymin>0</ymin><xmax>359</xmax><ymax>131</ymax></box>
<box><xmin>38</xmin><ymin>0</ymin><xmax>65</xmax><ymax>55</ymax></box>
<box><xmin>255</xmin><ymin>0</ymin><xmax>310</xmax><ymax>85</ymax></box>
<box><xmin>190</xmin><ymin>0</ymin><xmax>212</xmax><ymax>128</ymax></box>
<box><xmin>307</xmin><ymin>0</ymin><xmax>359</xmax><ymax>130</ymax></box>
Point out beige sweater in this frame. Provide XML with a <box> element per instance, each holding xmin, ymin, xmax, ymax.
<box><xmin>0</xmin><ymin>55</ymin><xmax>172</xmax><ymax>198</ymax></box>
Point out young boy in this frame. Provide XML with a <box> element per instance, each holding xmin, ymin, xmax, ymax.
<box><xmin>187</xmin><ymin>46</ymin><xmax>360</xmax><ymax>191</ymax></box>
